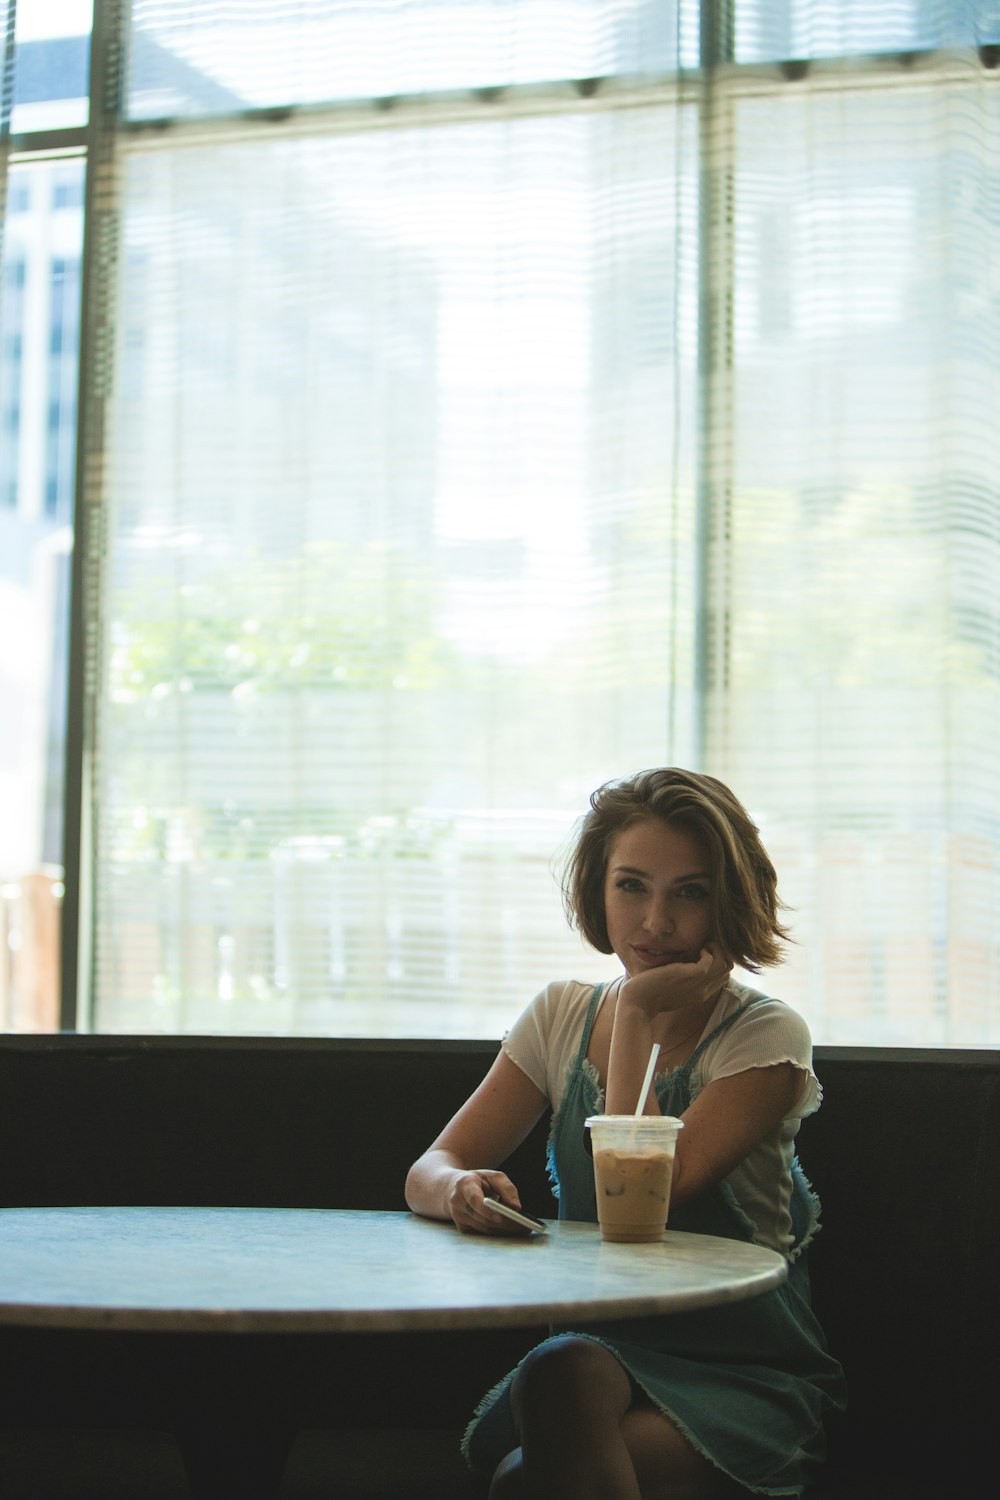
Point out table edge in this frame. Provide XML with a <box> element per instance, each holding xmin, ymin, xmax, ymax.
<box><xmin>0</xmin><ymin>1208</ymin><xmax>788</xmax><ymax>1334</ymax></box>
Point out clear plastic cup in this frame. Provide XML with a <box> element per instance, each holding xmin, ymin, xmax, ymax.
<box><xmin>585</xmin><ymin>1114</ymin><xmax>684</xmax><ymax>1243</ymax></box>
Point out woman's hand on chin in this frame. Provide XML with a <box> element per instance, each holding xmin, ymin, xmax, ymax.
<box><xmin>619</xmin><ymin>944</ymin><xmax>731</xmax><ymax>1020</ymax></box>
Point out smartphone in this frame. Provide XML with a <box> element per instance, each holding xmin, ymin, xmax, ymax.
<box><xmin>483</xmin><ymin>1198</ymin><xmax>548</xmax><ymax>1234</ymax></box>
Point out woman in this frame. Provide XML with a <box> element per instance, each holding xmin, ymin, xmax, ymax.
<box><xmin>406</xmin><ymin>767</ymin><xmax>846</xmax><ymax>1499</ymax></box>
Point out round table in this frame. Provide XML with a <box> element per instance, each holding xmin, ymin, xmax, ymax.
<box><xmin>0</xmin><ymin>1207</ymin><xmax>787</xmax><ymax>1497</ymax></box>
<box><xmin>0</xmin><ymin>1205</ymin><xmax>788</xmax><ymax>1333</ymax></box>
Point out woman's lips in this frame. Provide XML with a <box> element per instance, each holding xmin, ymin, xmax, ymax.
<box><xmin>632</xmin><ymin>946</ymin><xmax>687</xmax><ymax>966</ymax></box>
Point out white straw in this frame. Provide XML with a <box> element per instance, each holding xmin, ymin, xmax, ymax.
<box><xmin>634</xmin><ymin>1043</ymin><xmax>661</xmax><ymax>1118</ymax></box>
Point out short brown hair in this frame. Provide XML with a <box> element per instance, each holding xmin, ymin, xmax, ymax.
<box><xmin>562</xmin><ymin>767</ymin><xmax>790</xmax><ymax>973</ymax></box>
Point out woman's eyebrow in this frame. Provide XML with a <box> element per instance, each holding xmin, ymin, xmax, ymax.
<box><xmin>610</xmin><ymin>864</ymin><xmax>711</xmax><ymax>883</ymax></box>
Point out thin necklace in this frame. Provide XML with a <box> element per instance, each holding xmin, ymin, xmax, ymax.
<box><xmin>658</xmin><ymin>1019</ymin><xmax>705</xmax><ymax>1056</ymax></box>
<box><xmin>611</xmin><ymin>978</ymin><xmax>710</xmax><ymax>1062</ymax></box>
<box><xmin>612</xmin><ymin>977</ymin><xmax>708</xmax><ymax>1059</ymax></box>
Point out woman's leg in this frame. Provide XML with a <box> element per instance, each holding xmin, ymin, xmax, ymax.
<box><xmin>621</xmin><ymin>1399</ymin><xmax>750</xmax><ymax>1500</ymax></box>
<box><xmin>497</xmin><ymin>1335</ymin><xmax>640</xmax><ymax>1500</ymax></box>
<box><xmin>488</xmin><ymin>1336</ymin><xmax>748</xmax><ymax>1500</ymax></box>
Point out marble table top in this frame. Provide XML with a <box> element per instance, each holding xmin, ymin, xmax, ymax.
<box><xmin>0</xmin><ymin>1206</ymin><xmax>787</xmax><ymax>1334</ymax></box>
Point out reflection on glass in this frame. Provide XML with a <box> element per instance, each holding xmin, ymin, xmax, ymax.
<box><xmin>0</xmin><ymin>157</ymin><xmax>83</xmax><ymax>1030</ymax></box>
<box><xmin>735</xmin><ymin>0</ymin><xmax>999</xmax><ymax>63</ymax></box>
<box><xmin>11</xmin><ymin>0</ymin><xmax>93</xmax><ymax>133</ymax></box>
<box><xmin>127</xmin><ymin>0</ymin><xmax>682</xmax><ymax>119</ymax></box>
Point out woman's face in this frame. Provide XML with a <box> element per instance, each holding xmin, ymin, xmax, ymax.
<box><xmin>602</xmin><ymin>817</ymin><xmax>715</xmax><ymax>978</ymax></box>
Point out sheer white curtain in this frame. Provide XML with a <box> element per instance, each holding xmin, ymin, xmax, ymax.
<box><xmin>83</xmin><ymin>1</ymin><xmax>1000</xmax><ymax>1043</ymax></box>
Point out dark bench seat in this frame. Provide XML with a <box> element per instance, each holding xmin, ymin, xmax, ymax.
<box><xmin>1</xmin><ymin>1036</ymin><xmax>997</xmax><ymax>1497</ymax></box>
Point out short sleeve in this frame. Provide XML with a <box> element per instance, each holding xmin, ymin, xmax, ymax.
<box><xmin>500</xmin><ymin>979</ymin><xmax>597</xmax><ymax>1109</ymax></box>
<box><xmin>701</xmin><ymin>997</ymin><xmax>821</xmax><ymax>1119</ymax></box>
<box><xmin>500</xmin><ymin>986</ymin><xmax>551</xmax><ymax>1096</ymax></box>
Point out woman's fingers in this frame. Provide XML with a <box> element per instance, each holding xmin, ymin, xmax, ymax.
<box><xmin>451</xmin><ymin>1170</ymin><xmax>525</xmax><ymax>1234</ymax></box>
<box><xmin>624</xmin><ymin>959</ymin><xmax>718</xmax><ymax>1018</ymax></box>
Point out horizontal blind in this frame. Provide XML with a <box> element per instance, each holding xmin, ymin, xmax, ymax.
<box><xmin>127</xmin><ymin>0</ymin><xmax>685</xmax><ymax>115</ymax></box>
<box><xmin>704</xmin><ymin>49</ymin><xmax>1000</xmax><ymax>1045</ymax></box>
<box><xmin>84</xmin><ymin>2</ymin><xmax>1000</xmax><ymax>1045</ymax></box>
<box><xmin>92</xmin><ymin>10</ymin><xmax>699</xmax><ymax>1034</ymax></box>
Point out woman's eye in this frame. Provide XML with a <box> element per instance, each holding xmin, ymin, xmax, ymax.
<box><xmin>615</xmin><ymin>877</ymin><xmax>644</xmax><ymax>893</ymax></box>
<box><xmin>680</xmin><ymin>884</ymin><xmax>709</xmax><ymax>901</ymax></box>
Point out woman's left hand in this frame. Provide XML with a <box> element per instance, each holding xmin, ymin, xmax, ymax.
<box><xmin>618</xmin><ymin>943</ymin><xmax>731</xmax><ymax>1022</ymax></box>
<box><xmin>604</xmin><ymin>945</ymin><xmax>730</xmax><ymax>1114</ymax></box>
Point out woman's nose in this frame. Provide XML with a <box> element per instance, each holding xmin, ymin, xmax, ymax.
<box><xmin>643</xmin><ymin>898</ymin><xmax>675</xmax><ymax>935</ymax></box>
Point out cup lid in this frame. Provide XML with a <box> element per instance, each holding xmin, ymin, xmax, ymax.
<box><xmin>584</xmin><ymin>1114</ymin><xmax>684</xmax><ymax>1128</ymax></box>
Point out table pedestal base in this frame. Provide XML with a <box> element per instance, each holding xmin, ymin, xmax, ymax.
<box><xmin>156</xmin><ymin>1334</ymin><xmax>308</xmax><ymax>1500</ymax></box>
<box><xmin>173</xmin><ymin>1423</ymin><xmax>297</xmax><ymax>1500</ymax></box>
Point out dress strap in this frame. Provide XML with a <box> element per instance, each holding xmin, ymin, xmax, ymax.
<box><xmin>573</xmin><ymin>982</ymin><xmax>610</xmax><ymax>1067</ymax></box>
<box><xmin>680</xmin><ymin>991</ymin><xmax>769</xmax><ymax>1075</ymax></box>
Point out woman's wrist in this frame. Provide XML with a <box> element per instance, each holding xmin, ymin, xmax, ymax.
<box><xmin>616</xmin><ymin>974</ymin><xmax>660</xmax><ymax>1024</ymax></box>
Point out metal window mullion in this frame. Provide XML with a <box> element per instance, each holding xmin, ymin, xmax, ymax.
<box><xmin>60</xmin><ymin>0</ymin><xmax>129</xmax><ymax>1031</ymax></box>
<box><xmin>0</xmin><ymin>0</ymin><xmax>16</xmax><ymax>265</ymax></box>
<box><xmin>693</xmin><ymin>4</ymin><xmax>736</xmax><ymax>768</ymax></box>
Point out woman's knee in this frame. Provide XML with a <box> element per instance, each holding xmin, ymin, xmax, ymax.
<box><xmin>510</xmin><ymin>1335</ymin><xmax>631</xmax><ymax>1425</ymax></box>
<box><xmin>488</xmin><ymin>1448</ymin><xmax>524</xmax><ymax>1499</ymax></box>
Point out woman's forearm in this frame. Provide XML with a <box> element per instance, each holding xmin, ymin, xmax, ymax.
<box><xmin>404</xmin><ymin>1148</ymin><xmax>464</xmax><ymax>1220</ymax></box>
<box><xmin>605</xmin><ymin>996</ymin><xmax>659</xmax><ymax>1115</ymax></box>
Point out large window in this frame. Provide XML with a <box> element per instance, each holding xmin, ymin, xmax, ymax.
<box><xmin>2</xmin><ymin>2</ymin><xmax>998</xmax><ymax>1044</ymax></box>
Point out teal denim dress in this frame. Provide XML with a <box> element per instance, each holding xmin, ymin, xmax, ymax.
<box><xmin>463</xmin><ymin>984</ymin><xmax>847</xmax><ymax>1496</ymax></box>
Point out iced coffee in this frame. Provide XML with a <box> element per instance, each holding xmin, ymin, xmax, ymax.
<box><xmin>585</xmin><ymin>1115</ymin><xmax>684</xmax><ymax>1243</ymax></box>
